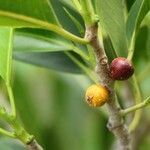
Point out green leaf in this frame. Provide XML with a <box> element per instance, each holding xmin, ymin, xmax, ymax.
<box><xmin>50</xmin><ymin>0</ymin><xmax>84</xmax><ymax>36</ymax></box>
<box><xmin>0</xmin><ymin>27</ymin><xmax>13</xmax><ymax>85</ymax></box>
<box><xmin>13</xmin><ymin>51</ymin><xmax>85</xmax><ymax>74</ymax></box>
<box><xmin>134</xmin><ymin>26</ymin><xmax>150</xmax><ymax>61</ymax></box>
<box><xmin>13</xmin><ymin>31</ymin><xmax>73</xmax><ymax>52</ymax></box>
<box><xmin>126</xmin><ymin>0</ymin><xmax>136</xmax><ymax>11</ymax></box>
<box><xmin>96</xmin><ymin>0</ymin><xmax>127</xmax><ymax>56</ymax></box>
<box><xmin>13</xmin><ymin>28</ymin><xmax>89</xmax><ymax>60</ymax></box>
<box><xmin>12</xmin><ymin>29</ymin><xmax>89</xmax><ymax>75</ymax></box>
<box><xmin>60</xmin><ymin>0</ymin><xmax>76</xmax><ymax>10</ymax></box>
<box><xmin>0</xmin><ymin>0</ymin><xmax>88</xmax><ymax>44</ymax></box>
<box><xmin>0</xmin><ymin>138</ymin><xmax>25</xmax><ymax>150</ymax></box>
<box><xmin>50</xmin><ymin>2</ymin><xmax>88</xmax><ymax>59</ymax></box>
<box><xmin>0</xmin><ymin>0</ymin><xmax>58</xmax><ymax>27</ymax></box>
<box><xmin>103</xmin><ymin>35</ymin><xmax>118</xmax><ymax>62</ymax></box>
<box><xmin>126</xmin><ymin>0</ymin><xmax>149</xmax><ymax>45</ymax></box>
<box><xmin>141</xmin><ymin>11</ymin><xmax>150</xmax><ymax>27</ymax></box>
<box><xmin>63</xmin><ymin>8</ymin><xmax>84</xmax><ymax>36</ymax></box>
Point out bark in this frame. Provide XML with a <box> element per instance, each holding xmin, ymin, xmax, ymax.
<box><xmin>26</xmin><ymin>139</ymin><xmax>44</xmax><ymax>150</ymax></box>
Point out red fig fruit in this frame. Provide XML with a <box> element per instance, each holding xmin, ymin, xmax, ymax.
<box><xmin>110</xmin><ymin>57</ymin><xmax>134</xmax><ymax>80</ymax></box>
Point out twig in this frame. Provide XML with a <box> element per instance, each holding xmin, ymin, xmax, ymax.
<box><xmin>79</xmin><ymin>1</ymin><xmax>131</xmax><ymax>149</ymax></box>
<box><xmin>0</xmin><ymin>107</ymin><xmax>43</xmax><ymax>150</ymax></box>
<box><xmin>85</xmin><ymin>24</ymin><xmax>131</xmax><ymax>150</ymax></box>
<box><xmin>26</xmin><ymin>139</ymin><xmax>43</xmax><ymax>150</ymax></box>
<box><xmin>120</xmin><ymin>96</ymin><xmax>150</xmax><ymax>116</ymax></box>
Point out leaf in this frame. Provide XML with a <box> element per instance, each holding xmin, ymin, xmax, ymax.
<box><xmin>50</xmin><ymin>0</ymin><xmax>84</xmax><ymax>36</ymax></box>
<box><xmin>141</xmin><ymin>11</ymin><xmax>150</xmax><ymax>27</ymax></box>
<box><xmin>134</xmin><ymin>26</ymin><xmax>150</xmax><ymax>61</ymax></box>
<box><xmin>12</xmin><ymin>31</ymin><xmax>89</xmax><ymax>75</ymax></box>
<box><xmin>13</xmin><ymin>51</ymin><xmax>85</xmax><ymax>74</ymax></box>
<box><xmin>60</xmin><ymin>0</ymin><xmax>76</xmax><ymax>10</ymax></box>
<box><xmin>0</xmin><ymin>0</ymin><xmax>88</xmax><ymax>44</ymax></box>
<box><xmin>0</xmin><ymin>0</ymin><xmax>87</xmax><ymax>57</ymax></box>
<box><xmin>13</xmin><ymin>28</ymin><xmax>89</xmax><ymax>59</ymax></box>
<box><xmin>13</xmin><ymin>31</ymin><xmax>73</xmax><ymax>52</ymax></box>
<box><xmin>126</xmin><ymin>0</ymin><xmax>136</xmax><ymax>11</ymax></box>
<box><xmin>51</xmin><ymin>3</ymin><xmax>88</xmax><ymax>58</ymax></box>
<box><xmin>126</xmin><ymin>0</ymin><xmax>149</xmax><ymax>45</ymax></box>
<box><xmin>0</xmin><ymin>0</ymin><xmax>58</xmax><ymax>27</ymax></box>
<box><xmin>63</xmin><ymin>8</ymin><xmax>85</xmax><ymax>36</ymax></box>
<box><xmin>0</xmin><ymin>27</ymin><xmax>13</xmax><ymax>85</ymax></box>
<box><xmin>12</xmin><ymin>28</ymin><xmax>89</xmax><ymax>73</ymax></box>
<box><xmin>96</xmin><ymin>0</ymin><xmax>127</xmax><ymax>56</ymax></box>
<box><xmin>103</xmin><ymin>35</ymin><xmax>117</xmax><ymax>62</ymax></box>
<box><xmin>0</xmin><ymin>138</ymin><xmax>25</xmax><ymax>150</ymax></box>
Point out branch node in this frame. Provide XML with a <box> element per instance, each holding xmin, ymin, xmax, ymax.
<box><xmin>107</xmin><ymin>122</ymin><xmax>123</xmax><ymax>132</ymax></box>
<box><xmin>27</xmin><ymin>139</ymin><xmax>43</xmax><ymax>150</ymax></box>
<box><xmin>99</xmin><ymin>56</ymin><xmax>108</xmax><ymax>66</ymax></box>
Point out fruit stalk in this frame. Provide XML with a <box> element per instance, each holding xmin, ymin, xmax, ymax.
<box><xmin>85</xmin><ymin>24</ymin><xmax>131</xmax><ymax>150</ymax></box>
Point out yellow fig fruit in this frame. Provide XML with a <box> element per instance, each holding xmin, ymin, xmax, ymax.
<box><xmin>85</xmin><ymin>84</ymin><xmax>109</xmax><ymax>107</ymax></box>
